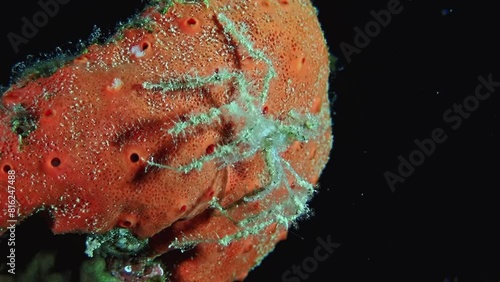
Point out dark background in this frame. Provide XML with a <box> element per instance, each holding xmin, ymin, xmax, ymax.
<box><xmin>1</xmin><ymin>1</ymin><xmax>499</xmax><ymax>282</ymax></box>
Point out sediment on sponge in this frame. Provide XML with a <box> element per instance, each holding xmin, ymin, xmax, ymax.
<box><xmin>0</xmin><ymin>0</ymin><xmax>332</xmax><ymax>280</ymax></box>
<box><xmin>150</xmin><ymin>0</ymin><xmax>210</xmax><ymax>14</ymax></box>
<box><xmin>11</xmin><ymin>52</ymin><xmax>77</xmax><ymax>85</ymax></box>
<box><xmin>85</xmin><ymin>229</ymin><xmax>149</xmax><ymax>258</ymax></box>
<box><xmin>9</xmin><ymin>104</ymin><xmax>38</xmax><ymax>150</ymax></box>
<box><xmin>5</xmin><ymin>2</ymin><xmax>151</xmax><ymax>87</ymax></box>
<box><xmin>142</xmin><ymin>11</ymin><xmax>328</xmax><ymax>250</ymax></box>
<box><xmin>2</xmin><ymin>0</ymin><xmax>209</xmax><ymax>87</ymax></box>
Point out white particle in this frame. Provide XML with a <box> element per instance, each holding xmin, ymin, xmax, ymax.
<box><xmin>130</xmin><ymin>45</ymin><xmax>146</xmax><ymax>58</ymax></box>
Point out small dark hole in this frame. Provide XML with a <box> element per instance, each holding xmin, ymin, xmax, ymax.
<box><xmin>206</xmin><ymin>144</ymin><xmax>215</xmax><ymax>155</ymax></box>
<box><xmin>15</xmin><ymin>128</ymin><xmax>24</xmax><ymax>135</ymax></box>
<box><xmin>141</xmin><ymin>42</ymin><xmax>149</xmax><ymax>51</ymax></box>
<box><xmin>44</xmin><ymin>109</ymin><xmax>54</xmax><ymax>117</ymax></box>
<box><xmin>130</xmin><ymin>153</ymin><xmax>140</xmax><ymax>163</ymax></box>
<box><xmin>121</xmin><ymin>221</ymin><xmax>132</xmax><ymax>227</ymax></box>
<box><xmin>51</xmin><ymin>158</ymin><xmax>61</xmax><ymax>167</ymax></box>
<box><xmin>179</xmin><ymin>115</ymin><xmax>188</xmax><ymax>122</ymax></box>
<box><xmin>187</xmin><ymin>18</ymin><xmax>197</xmax><ymax>26</ymax></box>
<box><xmin>3</xmin><ymin>165</ymin><xmax>11</xmax><ymax>173</ymax></box>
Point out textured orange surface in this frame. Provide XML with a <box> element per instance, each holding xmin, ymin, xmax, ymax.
<box><xmin>0</xmin><ymin>0</ymin><xmax>332</xmax><ymax>280</ymax></box>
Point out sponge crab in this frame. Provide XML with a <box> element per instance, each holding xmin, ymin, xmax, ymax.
<box><xmin>0</xmin><ymin>0</ymin><xmax>333</xmax><ymax>280</ymax></box>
